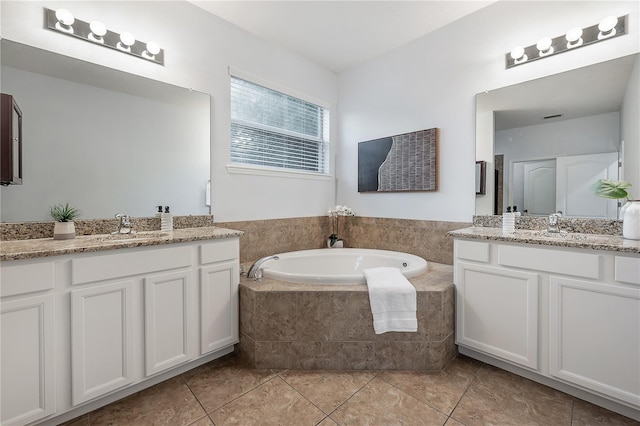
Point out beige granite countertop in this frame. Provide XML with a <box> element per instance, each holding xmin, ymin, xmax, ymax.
<box><xmin>449</xmin><ymin>227</ymin><xmax>640</xmax><ymax>254</ymax></box>
<box><xmin>0</xmin><ymin>227</ymin><xmax>243</xmax><ymax>261</ymax></box>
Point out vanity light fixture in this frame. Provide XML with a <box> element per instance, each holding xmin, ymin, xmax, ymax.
<box><xmin>505</xmin><ymin>15</ymin><xmax>627</xmax><ymax>68</ymax></box>
<box><xmin>45</xmin><ymin>8</ymin><xmax>164</xmax><ymax>65</ymax></box>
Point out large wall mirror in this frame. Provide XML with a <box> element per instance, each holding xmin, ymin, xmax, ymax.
<box><xmin>476</xmin><ymin>53</ymin><xmax>639</xmax><ymax>219</ymax></box>
<box><xmin>0</xmin><ymin>40</ymin><xmax>211</xmax><ymax>222</ymax></box>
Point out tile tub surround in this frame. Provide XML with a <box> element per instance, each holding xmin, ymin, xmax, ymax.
<box><xmin>216</xmin><ymin>216</ymin><xmax>470</xmax><ymax>266</ymax></box>
<box><xmin>341</xmin><ymin>217</ymin><xmax>471</xmax><ymax>265</ymax></box>
<box><xmin>215</xmin><ymin>217</ymin><xmax>329</xmax><ymax>264</ymax></box>
<box><xmin>0</xmin><ymin>214</ymin><xmax>215</xmax><ymax>240</ymax></box>
<box><xmin>239</xmin><ymin>262</ymin><xmax>456</xmax><ymax>371</ymax></box>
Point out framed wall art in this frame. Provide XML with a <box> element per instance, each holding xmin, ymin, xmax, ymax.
<box><xmin>358</xmin><ymin>128</ymin><xmax>438</xmax><ymax>193</ymax></box>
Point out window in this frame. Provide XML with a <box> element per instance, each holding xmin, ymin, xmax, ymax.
<box><xmin>230</xmin><ymin>75</ymin><xmax>330</xmax><ymax>175</ymax></box>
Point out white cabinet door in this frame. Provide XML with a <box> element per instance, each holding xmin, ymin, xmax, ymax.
<box><xmin>200</xmin><ymin>261</ymin><xmax>239</xmax><ymax>355</ymax></box>
<box><xmin>456</xmin><ymin>262</ymin><xmax>540</xmax><ymax>369</ymax></box>
<box><xmin>549</xmin><ymin>277</ymin><xmax>640</xmax><ymax>406</ymax></box>
<box><xmin>1</xmin><ymin>294</ymin><xmax>55</xmax><ymax>426</ymax></box>
<box><xmin>144</xmin><ymin>270</ymin><xmax>193</xmax><ymax>376</ymax></box>
<box><xmin>71</xmin><ymin>280</ymin><xmax>135</xmax><ymax>405</ymax></box>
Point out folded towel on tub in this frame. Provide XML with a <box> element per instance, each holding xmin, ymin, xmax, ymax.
<box><xmin>363</xmin><ymin>267</ymin><xmax>417</xmax><ymax>334</ymax></box>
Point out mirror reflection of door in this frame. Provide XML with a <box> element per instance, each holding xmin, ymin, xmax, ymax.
<box><xmin>556</xmin><ymin>152</ymin><xmax>619</xmax><ymax>218</ymax></box>
<box><xmin>519</xmin><ymin>159</ymin><xmax>556</xmax><ymax>216</ymax></box>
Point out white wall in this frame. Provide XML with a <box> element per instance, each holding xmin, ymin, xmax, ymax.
<box><xmin>622</xmin><ymin>54</ymin><xmax>640</xmax><ymax>196</ymax></box>
<box><xmin>338</xmin><ymin>1</ymin><xmax>640</xmax><ymax>223</ymax></box>
<box><xmin>0</xmin><ymin>1</ymin><xmax>338</xmax><ymax>222</ymax></box>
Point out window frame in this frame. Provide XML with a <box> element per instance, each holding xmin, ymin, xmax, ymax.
<box><xmin>227</xmin><ymin>69</ymin><xmax>332</xmax><ymax>179</ymax></box>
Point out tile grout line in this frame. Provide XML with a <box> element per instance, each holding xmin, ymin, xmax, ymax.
<box><xmin>181</xmin><ymin>374</ymin><xmax>217</xmax><ymax>425</ymax></box>
<box><xmin>444</xmin><ymin>366</ymin><xmax>480</xmax><ymax>426</ymax></box>
<box><xmin>375</xmin><ymin>371</ymin><xmax>454</xmax><ymax>421</ymax></box>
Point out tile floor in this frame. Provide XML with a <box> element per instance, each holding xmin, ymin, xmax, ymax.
<box><xmin>64</xmin><ymin>353</ymin><xmax>638</xmax><ymax>426</ymax></box>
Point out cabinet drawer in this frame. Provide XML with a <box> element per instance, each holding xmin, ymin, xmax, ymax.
<box><xmin>1</xmin><ymin>261</ymin><xmax>55</xmax><ymax>297</ymax></box>
<box><xmin>456</xmin><ymin>240</ymin><xmax>490</xmax><ymax>263</ymax></box>
<box><xmin>615</xmin><ymin>256</ymin><xmax>640</xmax><ymax>286</ymax></box>
<box><xmin>199</xmin><ymin>238</ymin><xmax>239</xmax><ymax>265</ymax></box>
<box><xmin>498</xmin><ymin>245</ymin><xmax>600</xmax><ymax>279</ymax></box>
<box><xmin>71</xmin><ymin>246</ymin><xmax>192</xmax><ymax>285</ymax></box>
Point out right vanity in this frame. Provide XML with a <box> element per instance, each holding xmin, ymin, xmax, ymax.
<box><xmin>450</xmin><ymin>220</ymin><xmax>639</xmax><ymax>419</ymax></box>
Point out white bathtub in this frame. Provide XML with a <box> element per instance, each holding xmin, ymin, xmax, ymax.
<box><xmin>260</xmin><ymin>248</ymin><xmax>428</xmax><ymax>284</ymax></box>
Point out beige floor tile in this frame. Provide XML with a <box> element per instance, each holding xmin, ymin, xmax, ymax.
<box><xmin>209</xmin><ymin>376</ymin><xmax>326</xmax><ymax>425</ymax></box>
<box><xmin>183</xmin><ymin>355</ymin><xmax>279</xmax><ymax>413</ymax></box>
<box><xmin>451</xmin><ymin>364</ymin><xmax>572</xmax><ymax>426</ymax></box>
<box><xmin>379</xmin><ymin>357</ymin><xmax>476</xmax><ymax>414</ymax></box>
<box><xmin>330</xmin><ymin>377</ymin><xmax>449</xmax><ymax>425</ymax></box>
<box><xmin>318</xmin><ymin>417</ymin><xmax>340</xmax><ymax>426</ymax></box>
<box><xmin>571</xmin><ymin>398</ymin><xmax>640</xmax><ymax>425</ymax></box>
<box><xmin>444</xmin><ymin>418</ymin><xmax>466</xmax><ymax>426</ymax></box>
<box><xmin>188</xmin><ymin>416</ymin><xmax>214</xmax><ymax>426</ymax></box>
<box><xmin>280</xmin><ymin>370</ymin><xmax>375</xmax><ymax>413</ymax></box>
<box><xmin>89</xmin><ymin>377</ymin><xmax>206</xmax><ymax>426</ymax></box>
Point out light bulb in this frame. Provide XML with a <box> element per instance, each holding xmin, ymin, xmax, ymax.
<box><xmin>54</xmin><ymin>9</ymin><xmax>74</xmax><ymax>33</ymax></box>
<box><xmin>598</xmin><ymin>16</ymin><xmax>618</xmax><ymax>39</ymax></box>
<box><xmin>510</xmin><ymin>46</ymin><xmax>525</xmax><ymax>60</ymax></box>
<box><xmin>146</xmin><ymin>41</ymin><xmax>160</xmax><ymax>56</ymax></box>
<box><xmin>90</xmin><ymin>21</ymin><xmax>107</xmax><ymax>37</ymax></box>
<box><xmin>120</xmin><ymin>32</ymin><xmax>136</xmax><ymax>47</ymax></box>
<box><xmin>510</xmin><ymin>46</ymin><xmax>527</xmax><ymax>64</ymax></box>
<box><xmin>536</xmin><ymin>37</ymin><xmax>554</xmax><ymax>56</ymax></box>
<box><xmin>566</xmin><ymin>27</ymin><xmax>583</xmax><ymax>48</ymax></box>
<box><xmin>55</xmin><ymin>9</ymin><xmax>74</xmax><ymax>26</ymax></box>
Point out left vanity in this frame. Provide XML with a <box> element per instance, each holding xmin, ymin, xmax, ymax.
<box><xmin>0</xmin><ymin>225</ymin><xmax>242</xmax><ymax>426</ymax></box>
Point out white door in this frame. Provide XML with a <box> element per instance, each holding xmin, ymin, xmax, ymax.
<box><xmin>144</xmin><ymin>270</ymin><xmax>193</xmax><ymax>376</ymax></box>
<box><xmin>455</xmin><ymin>262</ymin><xmax>540</xmax><ymax>370</ymax></box>
<box><xmin>523</xmin><ymin>159</ymin><xmax>556</xmax><ymax>216</ymax></box>
<box><xmin>1</xmin><ymin>294</ymin><xmax>56</xmax><ymax>426</ymax></box>
<box><xmin>71</xmin><ymin>280</ymin><xmax>135</xmax><ymax>405</ymax></box>
<box><xmin>200</xmin><ymin>261</ymin><xmax>239</xmax><ymax>355</ymax></box>
<box><xmin>556</xmin><ymin>152</ymin><xmax>619</xmax><ymax>218</ymax></box>
<box><xmin>549</xmin><ymin>276</ymin><xmax>640</xmax><ymax>406</ymax></box>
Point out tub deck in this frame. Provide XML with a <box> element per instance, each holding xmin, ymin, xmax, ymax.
<box><xmin>239</xmin><ymin>262</ymin><xmax>455</xmax><ymax>370</ymax></box>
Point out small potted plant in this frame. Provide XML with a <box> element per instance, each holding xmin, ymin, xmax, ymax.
<box><xmin>50</xmin><ymin>202</ymin><xmax>82</xmax><ymax>240</ymax></box>
<box><xmin>591</xmin><ymin>179</ymin><xmax>638</xmax><ymax>240</ymax></box>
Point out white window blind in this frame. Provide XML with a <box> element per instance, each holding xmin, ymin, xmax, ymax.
<box><xmin>230</xmin><ymin>76</ymin><xmax>330</xmax><ymax>174</ymax></box>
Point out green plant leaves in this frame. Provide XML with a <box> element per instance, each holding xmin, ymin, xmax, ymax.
<box><xmin>590</xmin><ymin>179</ymin><xmax>632</xmax><ymax>199</ymax></box>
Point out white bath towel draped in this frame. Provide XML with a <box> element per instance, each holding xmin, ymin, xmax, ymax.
<box><xmin>363</xmin><ymin>267</ymin><xmax>417</xmax><ymax>334</ymax></box>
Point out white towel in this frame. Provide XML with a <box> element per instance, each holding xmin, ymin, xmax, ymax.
<box><xmin>363</xmin><ymin>267</ymin><xmax>417</xmax><ymax>334</ymax></box>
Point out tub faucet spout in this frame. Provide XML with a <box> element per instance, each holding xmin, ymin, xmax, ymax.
<box><xmin>247</xmin><ymin>255</ymin><xmax>279</xmax><ymax>280</ymax></box>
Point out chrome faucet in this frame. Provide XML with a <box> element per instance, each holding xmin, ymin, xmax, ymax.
<box><xmin>547</xmin><ymin>212</ymin><xmax>562</xmax><ymax>234</ymax></box>
<box><xmin>247</xmin><ymin>255</ymin><xmax>279</xmax><ymax>280</ymax></box>
<box><xmin>112</xmin><ymin>213</ymin><xmax>134</xmax><ymax>235</ymax></box>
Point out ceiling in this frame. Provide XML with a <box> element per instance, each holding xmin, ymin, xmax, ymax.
<box><xmin>189</xmin><ymin>1</ymin><xmax>495</xmax><ymax>73</ymax></box>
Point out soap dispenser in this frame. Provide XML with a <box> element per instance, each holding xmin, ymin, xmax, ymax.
<box><xmin>161</xmin><ymin>206</ymin><xmax>173</xmax><ymax>231</ymax></box>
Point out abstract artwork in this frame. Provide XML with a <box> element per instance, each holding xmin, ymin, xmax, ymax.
<box><xmin>358</xmin><ymin>128</ymin><xmax>438</xmax><ymax>193</ymax></box>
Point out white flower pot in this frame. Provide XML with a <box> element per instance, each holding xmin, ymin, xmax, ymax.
<box><xmin>54</xmin><ymin>221</ymin><xmax>76</xmax><ymax>240</ymax></box>
<box><xmin>622</xmin><ymin>200</ymin><xmax>640</xmax><ymax>240</ymax></box>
